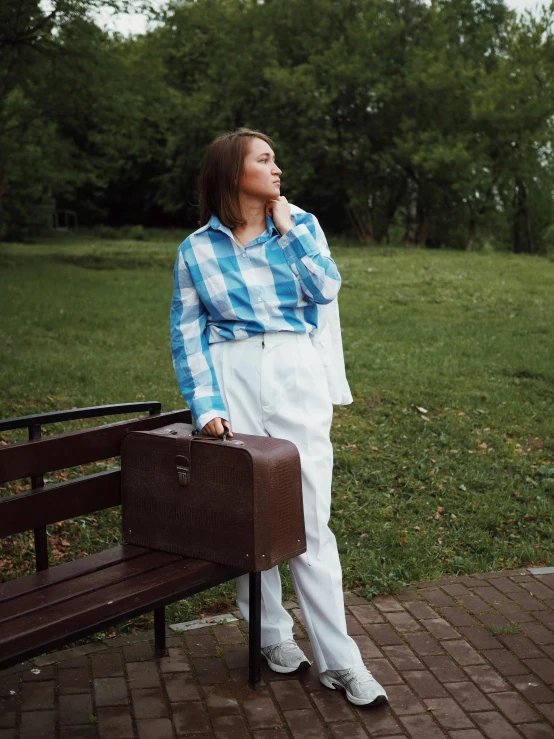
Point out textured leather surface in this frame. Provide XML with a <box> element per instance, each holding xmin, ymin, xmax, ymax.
<box><xmin>121</xmin><ymin>423</ymin><xmax>306</xmax><ymax>571</ymax></box>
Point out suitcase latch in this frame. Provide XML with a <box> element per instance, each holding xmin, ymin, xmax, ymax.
<box><xmin>176</xmin><ymin>455</ymin><xmax>190</xmax><ymax>486</ymax></box>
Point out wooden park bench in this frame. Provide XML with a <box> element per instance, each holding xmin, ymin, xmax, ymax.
<box><xmin>0</xmin><ymin>403</ymin><xmax>262</xmax><ymax>687</ymax></box>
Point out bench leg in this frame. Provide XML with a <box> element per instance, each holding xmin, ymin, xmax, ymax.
<box><xmin>154</xmin><ymin>607</ymin><xmax>166</xmax><ymax>657</ymax></box>
<box><xmin>248</xmin><ymin>571</ymin><xmax>261</xmax><ymax>689</ymax></box>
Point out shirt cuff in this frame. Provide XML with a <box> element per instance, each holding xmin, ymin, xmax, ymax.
<box><xmin>191</xmin><ymin>398</ymin><xmax>229</xmax><ymax>432</ymax></box>
<box><xmin>277</xmin><ymin>224</ymin><xmax>320</xmax><ymax>259</ymax></box>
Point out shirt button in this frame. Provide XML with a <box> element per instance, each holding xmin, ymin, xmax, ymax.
<box><xmin>242</xmin><ymin>252</ymin><xmax>247</xmax><ymax>258</ymax></box>
<box><xmin>257</xmin><ymin>297</ymin><xmax>262</xmax><ymax>303</ymax></box>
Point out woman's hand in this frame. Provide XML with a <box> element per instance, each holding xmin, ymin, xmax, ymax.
<box><xmin>201</xmin><ymin>417</ymin><xmax>233</xmax><ymax>439</ymax></box>
<box><xmin>266</xmin><ymin>196</ymin><xmax>294</xmax><ymax>236</ymax></box>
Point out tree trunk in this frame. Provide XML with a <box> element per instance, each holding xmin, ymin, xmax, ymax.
<box><xmin>417</xmin><ymin>203</ymin><xmax>432</xmax><ymax>247</ymax></box>
<box><xmin>0</xmin><ymin>160</ymin><xmax>5</xmax><ymax>242</ymax></box>
<box><xmin>512</xmin><ymin>179</ymin><xmax>533</xmax><ymax>253</ymax></box>
<box><xmin>466</xmin><ymin>219</ymin><xmax>476</xmax><ymax>251</ymax></box>
<box><xmin>404</xmin><ymin>177</ymin><xmax>418</xmax><ymax>245</ymax></box>
<box><xmin>347</xmin><ymin>203</ymin><xmax>374</xmax><ymax>244</ymax></box>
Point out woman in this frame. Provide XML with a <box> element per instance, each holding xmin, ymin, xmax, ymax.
<box><xmin>170</xmin><ymin>128</ymin><xmax>387</xmax><ymax>707</ymax></box>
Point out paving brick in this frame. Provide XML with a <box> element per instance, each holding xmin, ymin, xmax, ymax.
<box><xmin>59</xmin><ymin>725</ymin><xmax>98</xmax><ymax>738</ymax></box>
<box><xmin>352</xmin><ymin>634</ymin><xmax>382</xmax><ymax>660</ymax></box>
<box><xmin>94</xmin><ymin>677</ymin><xmax>129</xmax><ymax>707</ymax></box>
<box><xmin>163</xmin><ymin>672</ymin><xmax>199</xmax><ymax>702</ymax></box>
<box><xmin>97</xmin><ymin>706</ymin><xmax>134</xmax><ymax>739</ymax></box>
<box><xmin>385</xmin><ymin>612</ymin><xmax>422</xmax><ymax>632</ymax></box>
<box><xmin>448</xmin><ymin>732</ymin><xmax>486</xmax><ymax>739</ymax></box>
<box><xmin>399</xmin><ymin>713</ymin><xmax>448</xmax><ymax>737</ymax></box>
<box><xmin>184</xmin><ymin>633</ymin><xmax>219</xmax><ymax>658</ymax></box>
<box><xmin>0</xmin><ymin>700</ymin><xmax>15</xmax><ymax>730</ymax></box>
<box><xmin>284</xmin><ymin>708</ymin><xmax>327</xmax><ymax>738</ymax></box>
<box><xmin>382</xmin><ymin>646</ymin><xmax>424</xmax><ymax>671</ymax></box>
<box><xmin>524</xmin><ymin>658</ymin><xmax>554</xmax><ymax>686</ymax></box>
<box><xmin>533</xmin><ymin>611</ymin><xmax>554</xmax><ymax>630</ymax></box>
<box><xmin>443</xmin><ymin>640</ymin><xmax>485</xmax><ymax>666</ymax></box>
<box><xmin>404</xmin><ymin>632</ymin><xmax>444</xmax><ymax>657</ymax></box>
<box><xmin>366</xmin><ymin>658</ymin><xmax>404</xmax><ymax>685</ymax></box>
<box><xmin>346</xmin><ymin>614</ymin><xmax>368</xmax><ymax>636</ymax></box>
<box><xmin>470</xmin><ymin>587</ymin><xmax>511</xmax><ymax>606</ymax></box>
<box><xmin>373</xmin><ymin>595</ymin><xmax>405</xmax><ymax>613</ymax></box>
<box><xmin>458</xmin><ymin>627</ymin><xmax>503</xmax><ymax>651</ymax></box>
<box><xmin>58</xmin><ymin>666</ymin><xmax>91</xmax><ymax>694</ymax></box>
<box><xmin>159</xmin><ymin>647</ymin><xmax>192</xmax><ymax>673</ymax></box>
<box><xmin>122</xmin><ymin>641</ymin><xmax>154</xmax><ymax>662</ymax></box>
<box><xmin>385</xmin><ymin>684</ymin><xmax>425</xmax><ymax>715</ymax></box>
<box><xmin>540</xmin><ymin>644</ymin><xmax>554</xmax><ymax>661</ymax></box>
<box><xmin>19</xmin><ymin>710</ymin><xmax>56</xmax><ymax>739</ymax></box>
<box><xmin>455</xmin><ymin>594</ymin><xmax>493</xmax><ymax>615</ymax></box>
<box><xmin>438</xmin><ymin>607</ymin><xmax>480</xmax><ymax>628</ymax></box>
<box><xmin>442</xmin><ymin>584</ymin><xmax>470</xmax><ymax>597</ymax></box>
<box><xmin>172</xmin><ymin>700</ymin><xmax>211</xmax><ymax>734</ymax></box>
<box><xmin>91</xmin><ymin>652</ymin><xmax>123</xmax><ymax>677</ymax></box>
<box><xmin>481</xmin><ymin>648</ymin><xmax>526</xmax><ymax>677</ymax></box>
<box><xmin>137</xmin><ymin>717</ymin><xmax>174</xmax><ymax>739</ymax></box>
<box><xmin>488</xmin><ymin>690</ymin><xmax>541</xmax><ymax>723</ymax></box>
<box><xmin>508</xmin><ymin>675</ymin><xmax>554</xmax><ymax>703</ymax></box>
<box><xmin>311</xmin><ymin>689</ymin><xmax>355</xmax><ymax>722</ymax></box>
<box><xmin>57</xmin><ymin>654</ymin><xmax>89</xmax><ymax>669</ymax></box>
<box><xmin>243</xmin><ymin>696</ymin><xmax>283</xmax><ymax>728</ymax></box>
<box><xmin>271</xmin><ymin>679</ymin><xmax>312</xmax><ymax>710</ymax></box>
<box><xmin>519</xmin><ymin>723</ymin><xmax>554</xmax><ymax>739</ymax></box>
<box><xmin>21</xmin><ymin>665</ymin><xmax>54</xmax><ymax>682</ymax></box>
<box><xmin>213</xmin><ymin>623</ymin><xmax>244</xmax><ymax>645</ymax></box>
<box><xmin>396</xmin><ymin>587</ymin><xmax>421</xmax><ymax>602</ymax></box>
<box><xmin>191</xmin><ymin>656</ymin><xmax>228</xmax><ymax>684</ymax></box>
<box><xmin>365</xmin><ymin>624</ymin><xmax>403</xmax><ymax>646</ymax></box>
<box><xmin>20</xmin><ymin>680</ymin><xmax>55</xmax><ymax>711</ymax></box>
<box><xmin>402</xmin><ymin>671</ymin><xmax>448</xmax><ymax>699</ymax></box>
<box><xmin>475</xmin><ymin>612</ymin><xmax>511</xmax><ymax>630</ymax></box>
<box><xmin>496</xmin><ymin>603</ymin><xmax>537</xmax><ymax>623</ymax></box>
<box><xmin>470</xmin><ymin>710</ymin><xmax>524</xmax><ymax>738</ymax></box>
<box><xmin>537</xmin><ymin>704</ymin><xmax>554</xmax><ymax>723</ymax></box>
<box><xmin>354</xmin><ymin>704</ymin><xmax>404</xmax><ymax>735</ymax></box>
<box><xmin>253</xmin><ymin>730</ymin><xmax>290</xmax><ymax>739</ymax></box>
<box><xmin>420</xmin><ymin>589</ymin><xmax>457</xmax><ymax>608</ymax></box>
<box><xmin>127</xmin><ymin>661</ymin><xmax>161</xmax><ymax>689</ymax></box>
<box><xmin>131</xmin><ymin>687</ymin><xmax>169</xmax><ymax>719</ymax></box>
<box><xmin>424</xmin><ymin>697</ymin><xmax>474</xmax><ymax>729</ymax></box>
<box><xmin>504</xmin><ymin>635</ymin><xmax>548</xmax><ymax>661</ymax></box>
<box><xmin>488</xmin><ymin>577</ymin><xmax>525</xmax><ymax>593</ymax></box>
<box><xmin>348</xmin><ymin>604</ymin><xmax>385</xmax><ymax>625</ymax></box>
<box><xmin>422</xmin><ymin>618</ymin><xmax>460</xmax><ymax>641</ymax></box>
<box><xmin>404</xmin><ymin>601</ymin><xmax>440</xmax><ymax>620</ymax></box>
<box><xmin>423</xmin><ymin>656</ymin><xmax>466</xmax><ymax>683</ymax></box>
<box><xmin>508</xmin><ymin>592</ymin><xmax>549</xmax><ymax>612</ymax></box>
<box><xmin>198</xmin><ymin>685</ymin><xmax>240</xmax><ymax>716</ymax></box>
<box><xmin>344</xmin><ymin>592</ymin><xmax>369</xmax><ymax>605</ymax></box>
<box><xmin>59</xmin><ymin>692</ymin><xmax>93</xmax><ymax>725</ymax></box>
<box><xmin>444</xmin><ymin>681</ymin><xmax>494</xmax><ymax>711</ymax></box>
<box><xmin>524</xmin><ymin>625</ymin><xmax>554</xmax><ymax>646</ymax></box>
<box><xmin>329</xmin><ymin>723</ymin><xmax>368</xmax><ymax>738</ymax></box>
<box><xmin>463</xmin><ymin>665</ymin><xmax>510</xmax><ymax>693</ymax></box>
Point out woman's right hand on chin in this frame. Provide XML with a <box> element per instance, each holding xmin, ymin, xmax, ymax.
<box><xmin>201</xmin><ymin>417</ymin><xmax>233</xmax><ymax>439</ymax></box>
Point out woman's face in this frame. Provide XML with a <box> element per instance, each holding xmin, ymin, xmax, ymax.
<box><xmin>239</xmin><ymin>137</ymin><xmax>282</xmax><ymax>202</ymax></box>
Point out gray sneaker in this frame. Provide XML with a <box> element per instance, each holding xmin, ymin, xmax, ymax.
<box><xmin>320</xmin><ymin>666</ymin><xmax>388</xmax><ymax>706</ymax></box>
<box><xmin>261</xmin><ymin>639</ymin><xmax>312</xmax><ymax>674</ymax></box>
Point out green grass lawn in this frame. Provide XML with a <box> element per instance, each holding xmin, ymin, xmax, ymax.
<box><xmin>1</xmin><ymin>234</ymin><xmax>553</xmax><ymax>634</ymax></box>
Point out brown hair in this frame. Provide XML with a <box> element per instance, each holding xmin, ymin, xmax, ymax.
<box><xmin>198</xmin><ymin>128</ymin><xmax>273</xmax><ymax>229</ymax></box>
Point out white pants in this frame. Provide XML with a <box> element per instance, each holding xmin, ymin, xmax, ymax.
<box><xmin>210</xmin><ymin>331</ymin><xmax>364</xmax><ymax>672</ymax></box>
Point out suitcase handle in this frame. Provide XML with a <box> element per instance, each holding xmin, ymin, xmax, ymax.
<box><xmin>192</xmin><ymin>424</ymin><xmax>230</xmax><ymax>441</ymax></box>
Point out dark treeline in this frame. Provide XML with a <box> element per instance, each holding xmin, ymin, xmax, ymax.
<box><xmin>2</xmin><ymin>0</ymin><xmax>554</xmax><ymax>250</ymax></box>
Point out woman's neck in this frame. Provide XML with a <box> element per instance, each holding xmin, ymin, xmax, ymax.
<box><xmin>236</xmin><ymin>196</ymin><xmax>266</xmax><ymax>235</ymax></box>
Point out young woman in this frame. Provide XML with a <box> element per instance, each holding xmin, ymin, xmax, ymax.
<box><xmin>170</xmin><ymin>128</ymin><xmax>387</xmax><ymax>707</ymax></box>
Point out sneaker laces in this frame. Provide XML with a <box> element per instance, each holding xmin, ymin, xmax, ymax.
<box><xmin>263</xmin><ymin>639</ymin><xmax>303</xmax><ymax>667</ymax></box>
<box><xmin>332</xmin><ymin>666</ymin><xmax>377</xmax><ymax>692</ymax></box>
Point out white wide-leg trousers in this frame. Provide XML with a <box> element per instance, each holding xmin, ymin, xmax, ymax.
<box><xmin>209</xmin><ymin>331</ymin><xmax>364</xmax><ymax>672</ymax></box>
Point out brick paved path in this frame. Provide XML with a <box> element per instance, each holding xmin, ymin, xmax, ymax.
<box><xmin>1</xmin><ymin>567</ymin><xmax>553</xmax><ymax>738</ymax></box>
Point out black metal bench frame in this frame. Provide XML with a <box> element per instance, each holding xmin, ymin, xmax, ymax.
<box><xmin>0</xmin><ymin>403</ymin><xmax>262</xmax><ymax>688</ymax></box>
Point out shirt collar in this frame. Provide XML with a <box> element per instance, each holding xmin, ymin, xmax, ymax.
<box><xmin>207</xmin><ymin>213</ymin><xmax>280</xmax><ymax>239</ymax></box>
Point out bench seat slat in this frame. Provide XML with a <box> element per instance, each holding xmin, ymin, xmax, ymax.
<box><xmin>0</xmin><ymin>470</ymin><xmax>121</xmax><ymax>538</ymax></box>
<box><xmin>0</xmin><ymin>555</ymin><xmax>243</xmax><ymax>668</ymax></box>
<box><xmin>0</xmin><ymin>550</ymin><xmax>183</xmax><ymax>625</ymax></box>
<box><xmin>0</xmin><ymin>409</ymin><xmax>191</xmax><ymax>483</ymax></box>
<box><xmin>0</xmin><ymin>545</ymin><xmax>148</xmax><ymax>605</ymax></box>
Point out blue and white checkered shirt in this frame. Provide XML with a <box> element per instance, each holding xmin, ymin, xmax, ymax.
<box><xmin>170</xmin><ymin>206</ymin><xmax>341</xmax><ymax>430</ymax></box>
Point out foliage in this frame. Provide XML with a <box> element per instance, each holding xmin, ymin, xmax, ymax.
<box><xmin>1</xmin><ymin>0</ymin><xmax>554</xmax><ymax>251</ymax></box>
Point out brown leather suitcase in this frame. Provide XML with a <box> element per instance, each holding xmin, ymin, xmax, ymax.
<box><xmin>121</xmin><ymin>422</ymin><xmax>306</xmax><ymax>571</ymax></box>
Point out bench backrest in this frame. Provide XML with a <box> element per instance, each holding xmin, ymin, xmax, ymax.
<box><xmin>0</xmin><ymin>404</ymin><xmax>192</xmax><ymax>569</ymax></box>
